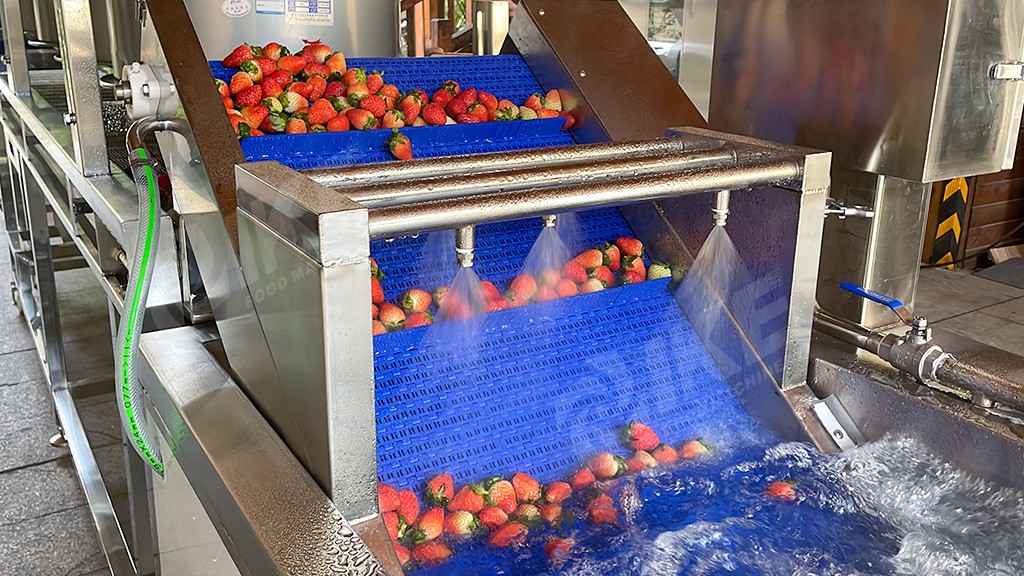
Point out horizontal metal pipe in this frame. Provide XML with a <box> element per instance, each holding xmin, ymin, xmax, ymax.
<box><xmin>935</xmin><ymin>359</ymin><xmax>1024</xmax><ymax>413</ymax></box>
<box><xmin>367</xmin><ymin>159</ymin><xmax>801</xmax><ymax>238</ymax></box>
<box><xmin>813</xmin><ymin>309</ymin><xmax>885</xmax><ymax>354</ymax></box>
<box><xmin>305</xmin><ymin>137</ymin><xmax>708</xmax><ymax>188</ymax></box>
<box><xmin>344</xmin><ymin>147</ymin><xmax>738</xmax><ymax>207</ymax></box>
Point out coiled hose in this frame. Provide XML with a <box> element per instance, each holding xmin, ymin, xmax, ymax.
<box><xmin>117</xmin><ymin>147</ymin><xmax>164</xmax><ymax>475</ymax></box>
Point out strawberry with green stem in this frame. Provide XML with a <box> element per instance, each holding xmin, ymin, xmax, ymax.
<box><xmin>388</xmin><ymin>130</ymin><xmax>412</xmax><ymax>161</ymax></box>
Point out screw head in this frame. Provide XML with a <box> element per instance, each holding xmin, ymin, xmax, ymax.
<box><xmin>538</xmin><ymin>8</ymin><xmax>545</xmax><ymax>15</ymax></box>
<box><xmin>62</xmin><ymin>112</ymin><xmax>76</xmax><ymax>126</ymax></box>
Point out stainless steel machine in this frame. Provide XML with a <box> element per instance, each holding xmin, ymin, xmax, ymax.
<box><xmin>1</xmin><ymin>0</ymin><xmax>1023</xmax><ymax>574</ymax></box>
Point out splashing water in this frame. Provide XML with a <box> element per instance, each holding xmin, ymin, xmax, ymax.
<box><xmin>523</xmin><ymin>226</ymin><xmax>571</xmax><ymax>278</ymax></box>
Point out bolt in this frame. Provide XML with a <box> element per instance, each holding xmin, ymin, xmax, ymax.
<box><xmin>62</xmin><ymin>113</ymin><xmax>76</xmax><ymax>126</ymax></box>
<box><xmin>579</xmin><ymin>69</ymin><xmax>587</xmax><ymax>78</ymax></box>
<box><xmin>141</xmin><ymin>83</ymin><xmax>151</xmax><ymax>97</ymax></box>
<box><xmin>538</xmin><ymin>8</ymin><xmax>545</xmax><ymax>15</ymax></box>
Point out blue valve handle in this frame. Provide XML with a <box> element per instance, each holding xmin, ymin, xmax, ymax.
<box><xmin>839</xmin><ymin>282</ymin><xmax>915</xmax><ymax>325</ymax></box>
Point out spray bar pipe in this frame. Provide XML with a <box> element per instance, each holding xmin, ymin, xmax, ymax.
<box><xmin>367</xmin><ymin>159</ymin><xmax>801</xmax><ymax>239</ymax></box>
<box><xmin>342</xmin><ymin>148</ymin><xmax>738</xmax><ymax>208</ymax></box>
<box><xmin>303</xmin><ymin>138</ymin><xmax>711</xmax><ymax>188</ymax></box>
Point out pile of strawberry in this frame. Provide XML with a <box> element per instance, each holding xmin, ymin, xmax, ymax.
<box><xmin>377</xmin><ymin>421</ymin><xmax>713</xmax><ymax>570</ymax></box>
<box><xmin>370</xmin><ymin>236</ymin><xmax>675</xmax><ymax>334</ymax></box>
<box><xmin>218</xmin><ymin>40</ymin><xmax>575</xmax><ymax>160</ymax></box>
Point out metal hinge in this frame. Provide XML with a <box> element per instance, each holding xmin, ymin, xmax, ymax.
<box><xmin>991</xmin><ymin>61</ymin><xmax>1024</xmax><ymax>81</ymax></box>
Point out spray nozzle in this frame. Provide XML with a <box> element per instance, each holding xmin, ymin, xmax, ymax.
<box><xmin>713</xmin><ymin>190</ymin><xmax>730</xmax><ymax>227</ymax></box>
<box><xmin>456</xmin><ymin>225</ymin><xmax>475</xmax><ymax>268</ymax></box>
<box><xmin>541</xmin><ymin>214</ymin><xmax>558</xmax><ymax>228</ymax></box>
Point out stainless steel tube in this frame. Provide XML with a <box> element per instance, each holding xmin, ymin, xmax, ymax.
<box><xmin>126</xmin><ymin>116</ymin><xmax>192</xmax><ymax>151</ymax></box>
<box><xmin>304</xmin><ymin>138</ymin><xmax>710</xmax><ymax>188</ymax></box>
<box><xmin>345</xmin><ymin>148</ymin><xmax>738</xmax><ymax>207</ymax></box>
<box><xmin>935</xmin><ymin>359</ymin><xmax>1024</xmax><ymax>412</ymax></box>
<box><xmin>813</xmin><ymin>309</ymin><xmax>885</xmax><ymax>354</ymax></box>
<box><xmin>367</xmin><ymin>159</ymin><xmax>801</xmax><ymax>238</ymax></box>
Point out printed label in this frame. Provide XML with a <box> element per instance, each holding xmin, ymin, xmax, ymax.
<box><xmin>256</xmin><ymin>0</ymin><xmax>285</xmax><ymax>14</ymax></box>
<box><xmin>221</xmin><ymin>0</ymin><xmax>252</xmax><ymax>18</ymax></box>
<box><xmin>285</xmin><ymin>0</ymin><xmax>333</xmax><ymax>26</ymax></box>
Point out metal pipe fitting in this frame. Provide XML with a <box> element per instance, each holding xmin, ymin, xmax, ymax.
<box><xmin>455</xmin><ymin>225</ymin><xmax>475</xmax><ymax>268</ymax></box>
<box><xmin>541</xmin><ymin>215</ymin><xmax>558</xmax><ymax>228</ymax></box>
<box><xmin>713</xmin><ymin>190</ymin><xmax>730</xmax><ymax>227</ymax></box>
<box><xmin>367</xmin><ymin>159</ymin><xmax>801</xmax><ymax>239</ymax></box>
<box><xmin>126</xmin><ymin>116</ymin><xmax>191</xmax><ymax>151</ymax></box>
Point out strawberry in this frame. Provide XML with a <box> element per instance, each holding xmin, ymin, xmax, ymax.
<box><xmin>467</xmin><ymin>102</ymin><xmax>489</xmax><ymax>123</ymax></box>
<box><xmin>542</xmin><ymin>89</ymin><xmax>563</xmax><ymax>111</ymax></box>
<box><xmin>383</xmin><ymin>510</ymin><xmax>403</xmax><ymax>540</ymax></box>
<box><xmin>444</xmin><ymin>510</ymin><xmax>479</xmax><ymax>538</ymax></box>
<box><xmin>379</xmin><ymin>83</ymin><xmax>401</xmax><ymax>101</ymax></box>
<box><xmin>621</xmin><ymin>256</ymin><xmax>647</xmax><ymax>285</ymax></box>
<box><xmin>261</xmin><ymin>96</ymin><xmax>283</xmax><ymax>113</ymax></box>
<box><xmin>508</xmin><ymin>293</ymin><xmax>529</xmax><ymax>308</ymax></box>
<box><xmin>249</xmin><ymin>128</ymin><xmax>266</xmax><ymax>137</ymax></box>
<box><xmin>651</xmin><ymin>443</ymin><xmax>678</xmax><ymax>465</ymax></box>
<box><xmin>441</xmin><ymin>80</ymin><xmax>460</xmax><ymax>96</ymax></box>
<box><xmin>240</xmin><ymin>105</ymin><xmax>269</xmax><ymax>130</ymax></box>
<box><xmin>229</xmin><ymin>71</ymin><xmax>253</xmax><ymax>95</ymax></box>
<box><xmin>519</xmin><ymin>107</ymin><xmax>538</xmax><ymax>120</ymax></box>
<box><xmin>680</xmin><ymin>439</ymin><xmax>711</xmax><ymax>460</ymax></box>
<box><xmin>378</xmin><ymin>302</ymin><xmax>406</xmax><ymax>331</ymax></box>
<box><xmin>222</xmin><ymin>44</ymin><xmax>255</xmax><ymax>67</ymax></box>
<box><xmin>765</xmin><ymin>480</ymin><xmax>797</xmax><ymax>502</ymax></box>
<box><xmin>481</xmin><ymin>280</ymin><xmax>502</xmax><ymax>301</ymax></box>
<box><xmin>365</xmin><ymin>71</ymin><xmax>385</xmax><ymax>94</ymax></box>
<box><xmin>431</xmin><ymin>286</ymin><xmax>448</xmax><ymax>307</ymax></box>
<box><xmin>341</xmin><ymin>67</ymin><xmax>367</xmax><ymax>86</ymax></box>
<box><xmin>539</xmin><ymin>503</ymin><xmax>562</xmax><ymax>523</ymax></box>
<box><xmin>399</xmin><ymin>96</ymin><xmax>422</xmax><ymax>122</ymax></box>
<box><xmin>592</xmin><ymin>265</ymin><xmax>615</xmax><ymax>287</ymax></box>
<box><xmin>562</xmin><ymin>260</ymin><xmax>588</xmax><ymax>283</ymax></box>
<box><xmin>301</xmin><ymin>39</ymin><xmax>332</xmax><ymax>63</ymax></box>
<box><xmin>409</xmin><ymin>507</ymin><xmax>443</xmax><ymax>543</ymax></box>
<box><xmin>388</xmin><ymin>130</ymin><xmax>412</xmax><ymax>161</ymax></box>
<box><xmin>235</xmin><ymin>85</ymin><xmax>262</xmax><ymax>107</ymax></box>
<box><xmin>588</xmin><ymin>452</ymin><xmax>627</xmax><ymax>479</ymax></box>
<box><xmin>486</xmin><ymin>298</ymin><xmax>511</xmax><ymax>312</ymax></box>
<box><xmin>615</xmin><ymin>237</ymin><xmax>644</xmax><ymax>257</ymax></box>
<box><xmin>289</xmin><ymin>81</ymin><xmax>313</xmax><ymax>99</ymax></box>
<box><xmin>323</xmin><ymin>81</ymin><xmax>346</xmax><ymax>99</ymax></box>
<box><xmin>478</xmin><ymin>506</ymin><xmax>508</xmax><ymax>530</ymax></box>
<box><xmin>569</xmin><ymin>468</ymin><xmax>596</xmax><ymax>490</ymax></box>
<box><xmin>379</xmin><ymin>93</ymin><xmax>397</xmax><ymax>111</ymax></box>
<box><xmin>545</xmin><ymin>537</ymin><xmax>574</xmax><ymax>565</ymax></box>
<box><xmin>306</xmin><ymin>99</ymin><xmax>336</xmax><ymax>125</ymax></box>
<box><xmin>215</xmin><ymin>79</ymin><xmax>230</xmax><ymax>99</ymax></box>
<box><xmin>555</xmin><ymin>278</ymin><xmax>578</xmax><ymax>298</ymax></box>
<box><xmin>634</xmin><ymin>450</ymin><xmax>658</xmax><ymax>469</ymax></box>
<box><xmin>523</xmin><ymin>93</ymin><xmax>543</xmax><ymax>111</ymax></box>
<box><xmin>279</xmin><ymin>91</ymin><xmax>308</xmax><ymax>114</ymax></box>
<box><xmin>328</xmin><ymin>96</ymin><xmax>352</xmax><ymax>112</ymax></box>
<box><xmin>227</xmin><ymin>115</ymin><xmax>250</xmax><ymax>138</ymax></box>
<box><xmin>477</xmin><ymin>91</ymin><xmax>498</xmax><ymax>112</ymax></box>
<box><xmin>261</xmin><ymin>42</ymin><xmax>289</xmax><ymax>61</ymax></box>
<box><xmin>431</xmin><ymin>88</ymin><xmax>454</xmax><ymax>107</ymax></box>
<box><xmin>599</xmin><ymin>242</ymin><xmax>621</xmax><ymax>271</ymax></box>
<box><xmin>369</xmin><ymin>257</ymin><xmax>385</xmax><ymax>280</ymax></box>
<box><xmin>580</xmin><ymin>278</ymin><xmax>605</xmax><ymax>293</ymax></box>
<box><xmin>543</xmin><ymin>481</ymin><xmax>572</xmax><ymax>504</ymax></box>
<box><xmin>513</xmin><ymin>503</ymin><xmax>540</xmax><ymax>524</ymax></box>
<box><xmin>325</xmin><ymin>51</ymin><xmax>347</xmax><ymax>74</ymax></box>
<box><xmin>260</xmin><ymin>111</ymin><xmax>288</xmax><ymax>134</ymax></box>
<box><xmin>648</xmin><ymin>262</ymin><xmax>672</xmax><ymax>280</ymax></box>
<box><xmin>587</xmin><ymin>493</ymin><xmax>619</xmax><ymax>525</ymax></box>
<box><xmin>405</xmin><ymin>311</ymin><xmax>433</xmax><ymax>328</ymax></box>
<box><xmin>266</xmin><ymin>69</ymin><xmax>293</xmax><ymax>87</ymax></box>
<box><xmin>537</xmin><ymin>268</ymin><xmax>562</xmax><ymax>287</ymax></box>
<box><xmin>409</xmin><ymin>88</ymin><xmax>429</xmax><ymax>104</ymax></box>
<box><xmin>511</xmin><ymin>472</ymin><xmax>541</xmax><ymax>504</ymax></box>
<box><xmin>396</xmin><ymin>489</ymin><xmax>420</xmax><ymax>525</ymax></box>
<box><xmin>494</xmin><ymin>100</ymin><xmax>519</xmax><ymax>121</ymax></box>
<box><xmin>326</xmin><ymin>114</ymin><xmax>350</xmax><ymax>132</ymax></box>
<box><xmin>277</xmin><ymin>55</ymin><xmax>307</xmax><ymax>75</ymax></box>
<box><xmin>260</xmin><ymin>79</ymin><xmax>283</xmax><ymax>99</ymax></box>
<box><xmin>455</xmin><ymin>113</ymin><xmax>480</xmax><ymax>124</ymax></box>
<box><xmin>360</xmin><ymin>94</ymin><xmax>387</xmax><ymax>118</ymax></box>
<box><xmin>378</xmin><ymin>482</ymin><xmax>400</xmax><ymax>512</ymax></box>
<box><xmin>382</xmin><ymin>110</ymin><xmax>405</xmax><ymax>129</ymax></box>
<box><xmin>488</xmin><ymin>521</ymin><xmax>527</xmax><ymax>547</ymax></box>
<box><xmin>447</xmin><ymin>484</ymin><xmax>486</xmax><ymax>513</ymax></box>
<box><xmin>537</xmin><ymin>108</ymin><xmax>561</xmax><ymax>120</ymax></box>
<box><xmin>574</xmin><ymin>249</ymin><xmax>604</xmax><ymax>270</ymax></box>
<box><xmin>370</xmin><ymin>276</ymin><xmax>385</xmax><ymax>305</ymax></box>
<box><xmin>626</xmin><ymin>458</ymin><xmax>646</xmax><ymax>474</ymax></box>
<box><xmin>346</xmin><ymin>109</ymin><xmax>378</xmax><ymax>131</ymax></box>
<box><xmin>411</xmin><ymin>541</ymin><xmax>452</xmax><ymax>566</ymax></box>
<box><xmin>445</xmin><ymin>98</ymin><xmax>469</xmax><ymax>117</ymax></box>
<box><xmin>372</xmin><ymin>320</ymin><xmax>387</xmax><ymax>335</ymax></box>
<box><xmin>307</xmin><ymin>75</ymin><xmax>327</xmax><ymax>100</ymax></box>
<box><xmin>372</xmin><ymin>304</ymin><xmax>378</xmax><ymax>320</ymax></box>
<box><xmin>393</xmin><ymin>543</ymin><xmax>411</xmax><ymax>567</ymax></box>
<box><xmin>485</xmin><ymin>479</ymin><xmax>518</xmax><ymax>514</ymax></box>
<box><xmin>222</xmin><ymin>95</ymin><xmax>234</xmax><ymax>110</ymax></box>
<box><xmin>454</xmin><ymin>86</ymin><xmax>476</xmax><ymax>105</ymax></box>
<box><xmin>507</xmin><ymin>274</ymin><xmax>538</xmax><ymax>301</ymax></box>
<box><xmin>623</xmin><ymin>422</ymin><xmax>660</xmax><ymax>451</ymax></box>
<box><xmin>535</xmin><ymin>286</ymin><xmax>558</xmax><ymax>302</ymax></box>
<box><xmin>422</xmin><ymin>103</ymin><xmax>447</xmax><ymax>125</ymax></box>
<box><xmin>345</xmin><ymin>82</ymin><xmax>369</xmax><ymax>105</ymax></box>
<box><xmin>401</xmin><ymin>288</ymin><xmax>432</xmax><ymax>314</ymax></box>
<box><xmin>255</xmin><ymin>57</ymin><xmax>278</xmax><ymax>77</ymax></box>
<box><xmin>423</xmin><ymin>473</ymin><xmax>455</xmax><ymax>507</ymax></box>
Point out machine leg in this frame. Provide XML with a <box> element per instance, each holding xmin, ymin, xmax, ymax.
<box><xmin>125</xmin><ymin>439</ymin><xmax>158</xmax><ymax>576</ymax></box>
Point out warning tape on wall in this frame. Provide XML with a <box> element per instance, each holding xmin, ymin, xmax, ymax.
<box><xmin>930</xmin><ymin>177</ymin><xmax>969</xmax><ymax>269</ymax></box>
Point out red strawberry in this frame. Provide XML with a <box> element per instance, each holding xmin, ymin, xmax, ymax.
<box><xmin>378</xmin><ymin>302</ymin><xmax>406</xmax><ymax>331</ymax></box>
<box><xmin>365</xmin><ymin>71</ymin><xmax>385</xmax><ymax>94</ymax></box>
<box><xmin>254</xmin><ymin>57</ymin><xmax>277</xmax><ymax>77</ymax></box>
<box><xmin>507</xmin><ymin>274</ymin><xmax>538</xmax><ymax>301</ymax></box>
<box><xmin>393</xmin><ymin>543</ymin><xmax>411</xmax><ymax>567</ymax></box>
<box><xmin>301</xmin><ymin>39</ymin><xmax>332</xmax><ymax>63</ymax></box>
<box><xmin>360</xmin><ymin>94</ymin><xmax>387</xmax><ymax>118</ymax></box>
<box><xmin>580</xmin><ymin>278</ymin><xmax>605</xmax><ymax>293</ymax></box>
<box><xmin>445</xmin><ymin>98</ymin><xmax>469</xmax><ymax>117</ymax></box>
<box><xmin>260</xmin><ymin>79</ymin><xmax>283</xmax><ymax>98</ymax></box>
<box><xmin>307</xmin><ymin>75</ymin><xmax>327</xmax><ymax>100</ymax></box>
<box><xmin>456</xmin><ymin>113</ymin><xmax>480</xmax><ymax>124</ymax></box>
<box><xmin>559</xmin><ymin>111</ymin><xmax>576</xmax><ymax>130</ymax></box>
<box><xmin>346</xmin><ymin>108</ymin><xmax>378</xmax><ymax>131</ymax></box>
<box><xmin>592</xmin><ymin>265</ymin><xmax>615</xmax><ymax>287</ymax></box>
<box><xmin>569</xmin><ymin>468</ymin><xmax>596</xmax><ymax>490</ymax></box>
<box><xmin>372</xmin><ymin>304</ymin><xmax>378</xmax><ymax>320</ymax></box>
<box><xmin>562</xmin><ymin>260</ymin><xmax>588</xmax><ymax>283</ymax></box>
<box><xmin>537</xmin><ymin>268</ymin><xmax>562</xmax><ymax>287</ymax></box>
<box><xmin>382</xmin><ymin>110</ymin><xmax>405</xmax><ymax>128</ymax></box>
<box><xmin>538</xmin><ymin>503</ymin><xmax>562</xmax><ymax>523</ymax></box>
<box><xmin>396</xmin><ymin>489</ymin><xmax>420</xmax><ymax>525</ymax></box>
<box><xmin>411</xmin><ymin>541</ymin><xmax>452</xmax><ymax>566</ymax></box>
<box><xmin>290</xmin><ymin>81</ymin><xmax>314</xmax><ymax>99</ymax></box>
<box><xmin>615</xmin><ymin>237</ymin><xmax>644</xmax><ymax>257</ymax></box>
<box><xmin>410</xmin><ymin>88</ymin><xmax>429</xmax><ymax>104</ymax></box>
<box><xmin>478</xmin><ymin>506</ymin><xmax>508</xmax><ymax>530</ymax></box>
<box><xmin>229</xmin><ymin>71</ymin><xmax>253</xmax><ymax>95</ymax></box>
<box><xmin>488</xmin><ymin>521</ymin><xmax>528</xmax><ymax>548</ymax></box>
<box><xmin>535</xmin><ymin>286</ymin><xmax>558</xmax><ymax>302</ymax></box>
<box><xmin>441</xmin><ymin>80</ymin><xmax>460</xmax><ymax>96</ymax></box>
<box><xmin>222</xmin><ymin>96</ymin><xmax>236</xmax><ymax>111</ymax></box>
<box><xmin>323</xmin><ymin>81</ymin><xmax>346</xmax><ymax>99</ymax></box>
<box><xmin>261</xmin><ymin>41</ymin><xmax>289</xmax><ymax>61</ymax></box>
<box><xmin>599</xmin><ymin>242</ymin><xmax>621</xmax><ymax>271</ymax></box>
<box><xmin>508</xmin><ymin>293</ymin><xmax>529</xmax><ymax>308</ymax></box>
<box><xmin>227</xmin><ymin>115</ymin><xmax>251</xmax><ymax>138</ymax></box>
<box><xmin>651</xmin><ymin>443</ymin><xmax>678</xmax><ymax>465</ymax></box>
<box><xmin>455</xmin><ymin>86</ymin><xmax>476</xmax><ymax>105</ymax></box>
<box><xmin>346</xmin><ymin>81</ymin><xmax>369</xmax><ymax>105</ymax></box>
<box><xmin>626</xmin><ymin>458</ymin><xmax>646</xmax><ymax>474</ymax></box>
<box><xmin>249</xmin><ymin>128</ymin><xmax>265</xmax><ymax>137</ymax></box>
<box><xmin>383</xmin><ymin>510</ymin><xmax>403</xmax><ymax>540</ymax></box>
<box><xmin>587</xmin><ymin>493</ymin><xmax>619</xmax><ymax>525</ymax></box>
<box><xmin>277</xmin><ymin>55</ymin><xmax>306</xmax><ymax>75</ymax></box>
<box><xmin>325</xmin><ymin>51</ymin><xmax>347</xmax><ymax>74</ymax></box>
<box><xmin>379</xmin><ymin>84</ymin><xmax>401</xmax><ymax>101</ymax></box>
<box><xmin>523</xmin><ymin>93</ymin><xmax>543</xmax><ymax>111</ymax></box>
<box><xmin>372</xmin><ymin>320</ymin><xmax>387</xmax><ymax>335</ymax></box>
<box><xmin>574</xmin><ymin>249</ymin><xmax>604</xmax><ymax>270</ymax></box>
<box><xmin>222</xmin><ymin>44</ymin><xmax>255</xmax><ymax>68</ymax></box>
<box><xmin>284</xmin><ymin>117</ymin><xmax>307</xmax><ymax>135</ymax></box>
<box><xmin>588</xmin><ymin>452</ymin><xmax>627</xmax><ymax>479</ymax></box>
<box><xmin>477</xmin><ymin>91</ymin><xmax>498</xmax><ymax>112</ymax></box>
<box><xmin>215</xmin><ymin>79</ymin><xmax>230</xmax><ymax>99</ymax></box>
<box><xmin>486</xmin><ymin>479</ymin><xmax>518</xmax><ymax>514</ymax></box>
<box><xmin>624</xmin><ymin>422</ymin><xmax>660</xmax><ymax>451</ymax></box>
<box><xmin>267</xmin><ymin>69</ymin><xmax>293</xmax><ymax>87</ymax></box>
<box><xmin>240</xmin><ymin>105</ymin><xmax>269</xmax><ymax>130</ymax></box>
<box><xmin>326</xmin><ymin>114</ymin><xmax>350</xmax><ymax>132</ymax></box>
<box><xmin>371</xmin><ymin>276</ymin><xmax>385</xmax><ymax>305</ymax></box>
<box><xmin>634</xmin><ymin>450</ymin><xmax>658</xmax><ymax>469</ymax></box>
<box><xmin>404</xmin><ymin>311</ymin><xmax>433</xmax><ymax>328</ymax></box>
<box><xmin>481</xmin><ymin>280</ymin><xmax>502</xmax><ymax>302</ymax></box>
<box><xmin>468</xmin><ymin>102</ymin><xmax>489</xmax><ymax>123</ymax></box>
<box><xmin>545</xmin><ymin>537</ymin><xmax>574</xmax><ymax>565</ymax></box>
<box><xmin>409</xmin><ymin>507</ymin><xmax>443</xmax><ymax>543</ymax></box>
<box><xmin>378</xmin><ymin>482</ymin><xmax>400</xmax><ymax>512</ymax></box>
<box><xmin>444</xmin><ymin>510</ymin><xmax>479</xmax><ymax>537</ymax></box>
<box><xmin>422</xmin><ymin>103</ymin><xmax>447</xmax><ymax>125</ymax></box>
<box><xmin>765</xmin><ymin>480</ymin><xmax>797</xmax><ymax>502</ymax></box>
<box><xmin>306</xmin><ymin>99</ymin><xmax>336</xmax><ymax>125</ymax></box>
<box><xmin>448</xmin><ymin>484</ymin><xmax>486</xmax><ymax>513</ymax></box>
<box><xmin>341</xmin><ymin>67</ymin><xmax>367</xmax><ymax>87</ymax></box>
<box><xmin>401</xmin><ymin>289</ymin><xmax>432</xmax><ymax>314</ymax></box>
<box><xmin>512</xmin><ymin>472</ymin><xmax>542</xmax><ymax>504</ymax></box>
<box><xmin>388</xmin><ymin>131</ymin><xmax>412</xmax><ymax>161</ymax></box>
<box><xmin>542</xmin><ymin>89</ymin><xmax>563</xmax><ymax>111</ymax></box>
<box><xmin>680</xmin><ymin>439</ymin><xmax>711</xmax><ymax>460</ymax></box>
<box><xmin>399</xmin><ymin>96</ymin><xmax>422</xmax><ymax>122</ymax></box>
<box><xmin>543</xmin><ymin>481</ymin><xmax>572</xmax><ymax>504</ymax></box>
<box><xmin>486</xmin><ymin>298</ymin><xmax>511</xmax><ymax>312</ymax></box>
<box><xmin>537</xmin><ymin>108</ymin><xmax>561</xmax><ymax>120</ymax></box>
<box><xmin>513</xmin><ymin>503</ymin><xmax>540</xmax><ymax>524</ymax></box>
<box><xmin>621</xmin><ymin>257</ymin><xmax>647</xmax><ymax>285</ymax></box>
<box><xmin>555</xmin><ymin>278</ymin><xmax>578</xmax><ymax>298</ymax></box>
<box><xmin>431</xmin><ymin>88</ymin><xmax>454</xmax><ymax>107</ymax></box>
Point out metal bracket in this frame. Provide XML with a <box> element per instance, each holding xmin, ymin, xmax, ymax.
<box><xmin>991</xmin><ymin>61</ymin><xmax>1024</xmax><ymax>81</ymax></box>
<box><xmin>825</xmin><ymin>197</ymin><xmax>875</xmax><ymax>219</ymax></box>
<box><xmin>811</xmin><ymin>395</ymin><xmax>865</xmax><ymax>451</ymax></box>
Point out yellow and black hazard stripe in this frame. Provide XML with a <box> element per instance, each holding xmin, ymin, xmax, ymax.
<box><xmin>929</xmin><ymin>177</ymin><xmax>969</xmax><ymax>269</ymax></box>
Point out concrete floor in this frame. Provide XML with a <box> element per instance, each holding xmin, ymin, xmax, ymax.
<box><xmin>0</xmin><ymin>228</ymin><xmax>1022</xmax><ymax>575</ymax></box>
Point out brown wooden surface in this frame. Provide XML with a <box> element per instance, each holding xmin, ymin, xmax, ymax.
<box><xmin>964</xmin><ymin>123</ymin><xmax>1024</xmax><ymax>260</ymax></box>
